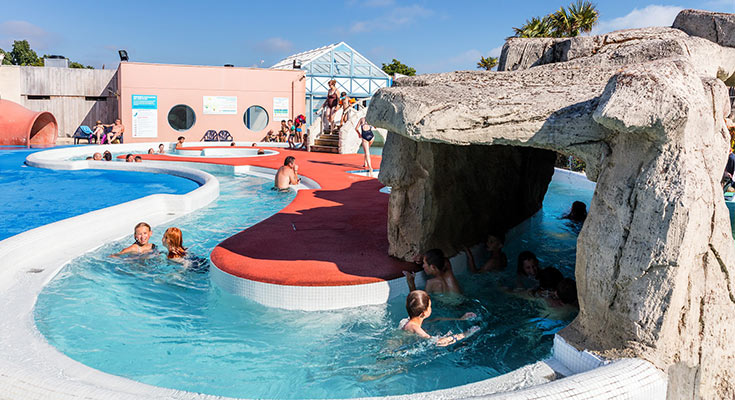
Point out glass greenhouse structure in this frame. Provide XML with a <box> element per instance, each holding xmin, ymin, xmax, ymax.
<box><xmin>271</xmin><ymin>42</ymin><xmax>392</xmax><ymax>125</ymax></box>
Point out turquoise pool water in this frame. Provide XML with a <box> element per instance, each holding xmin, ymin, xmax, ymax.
<box><xmin>0</xmin><ymin>147</ymin><xmax>199</xmax><ymax>241</ymax></box>
<box><xmin>34</xmin><ymin>171</ymin><xmax>592</xmax><ymax>399</ymax></box>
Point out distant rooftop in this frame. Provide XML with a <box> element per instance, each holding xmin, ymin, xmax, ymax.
<box><xmin>271</xmin><ymin>42</ymin><xmax>389</xmax><ymax>79</ymax></box>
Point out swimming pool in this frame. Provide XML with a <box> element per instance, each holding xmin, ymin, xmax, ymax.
<box><xmin>33</xmin><ymin>170</ymin><xmax>591</xmax><ymax>399</ymax></box>
<box><xmin>0</xmin><ymin>147</ymin><xmax>199</xmax><ymax>241</ymax></box>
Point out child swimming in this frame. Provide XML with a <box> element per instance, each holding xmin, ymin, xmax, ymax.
<box><xmin>404</xmin><ymin>249</ymin><xmax>462</xmax><ymax>294</ymax></box>
<box><xmin>401</xmin><ymin>290</ymin><xmax>479</xmax><ymax>347</ymax></box>
<box><xmin>112</xmin><ymin>222</ymin><xmax>156</xmax><ymax>256</ymax></box>
<box><xmin>464</xmin><ymin>231</ymin><xmax>508</xmax><ymax>273</ymax></box>
<box><xmin>515</xmin><ymin>251</ymin><xmax>540</xmax><ymax>289</ymax></box>
<box><xmin>162</xmin><ymin>227</ymin><xmax>187</xmax><ymax>263</ymax></box>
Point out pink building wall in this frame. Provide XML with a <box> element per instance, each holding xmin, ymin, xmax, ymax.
<box><xmin>118</xmin><ymin>62</ymin><xmax>305</xmax><ymax>143</ymax></box>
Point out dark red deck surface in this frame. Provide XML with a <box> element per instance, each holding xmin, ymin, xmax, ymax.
<box><xmin>139</xmin><ymin>147</ymin><xmax>416</xmax><ymax>286</ymax></box>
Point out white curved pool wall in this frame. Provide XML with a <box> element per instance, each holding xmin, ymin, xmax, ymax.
<box><xmin>0</xmin><ymin>148</ymin><xmax>668</xmax><ymax>399</ymax></box>
<box><xmin>172</xmin><ymin>147</ymin><xmax>279</xmax><ymax>158</ymax></box>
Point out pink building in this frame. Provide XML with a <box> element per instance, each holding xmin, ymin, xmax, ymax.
<box><xmin>118</xmin><ymin>62</ymin><xmax>306</xmax><ymax>143</ymax></box>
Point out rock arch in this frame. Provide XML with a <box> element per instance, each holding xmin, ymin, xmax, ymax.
<box><xmin>367</xmin><ymin>10</ymin><xmax>735</xmax><ymax>398</ymax></box>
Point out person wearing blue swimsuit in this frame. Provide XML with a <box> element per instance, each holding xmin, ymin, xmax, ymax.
<box><xmin>355</xmin><ymin>117</ymin><xmax>375</xmax><ymax>177</ymax></box>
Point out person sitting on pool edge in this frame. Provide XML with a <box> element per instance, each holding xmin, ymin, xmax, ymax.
<box><xmin>175</xmin><ymin>136</ymin><xmax>185</xmax><ymax>149</ymax></box>
<box><xmin>401</xmin><ymin>290</ymin><xmax>479</xmax><ymax>347</ymax></box>
<box><xmin>274</xmin><ymin>156</ymin><xmax>300</xmax><ymax>191</ymax></box>
<box><xmin>111</xmin><ymin>222</ymin><xmax>156</xmax><ymax>256</ymax></box>
<box><xmin>463</xmin><ymin>231</ymin><xmax>508</xmax><ymax>273</ymax></box>
<box><xmin>404</xmin><ymin>248</ymin><xmax>462</xmax><ymax>294</ymax></box>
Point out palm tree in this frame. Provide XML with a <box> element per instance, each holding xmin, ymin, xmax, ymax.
<box><xmin>512</xmin><ymin>16</ymin><xmax>553</xmax><ymax>38</ymax></box>
<box><xmin>551</xmin><ymin>0</ymin><xmax>598</xmax><ymax>37</ymax></box>
<box><xmin>569</xmin><ymin>0</ymin><xmax>599</xmax><ymax>35</ymax></box>
<box><xmin>512</xmin><ymin>1</ymin><xmax>598</xmax><ymax>38</ymax></box>
<box><xmin>477</xmin><ymin>56</ymin><xmax>498</xmax><ymax>71</ymax></box>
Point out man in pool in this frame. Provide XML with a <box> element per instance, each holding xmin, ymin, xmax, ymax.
<box><xmin>274</xmin><ymin>156</ymin><xmax>300</xmax><ymax>190</ymax></box>
<box><xmin>175</xmin><ymin>136</ymin><xmax>185</xmax><ymax>149</ymax></box>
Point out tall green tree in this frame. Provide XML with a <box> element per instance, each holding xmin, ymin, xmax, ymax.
<box><xmin>381</xmin><ymin>59</ymin><xmax>416</xmax><ymax>76</ymax></box>
<box><xmin>511</xmin><ymin>1</ymin><xmax>598</xmax><ymax>38</ymax></box>
<box><xmin>10</xmin><ymin>40</ymin><xmax>40</xmax><ymax>66</ymax></box>
<box><xmin>476</xmin><ymin>56</ymin><xmax>498</xmax><ymax>71</ymax></box>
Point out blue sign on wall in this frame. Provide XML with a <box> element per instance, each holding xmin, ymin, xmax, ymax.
<box><xmin>132</xmin><ymin>95</ymin><xmax>157</xmax><ymax>109</ymax></box>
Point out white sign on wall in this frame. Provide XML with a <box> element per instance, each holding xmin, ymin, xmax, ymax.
<box><xmin>273</xmin><ymin>97</ymin><xmax>290</xmax><ymax>121</ymax></box>
<box><xmin>203</xmin><ymin>96</ymin><xmax>237</xmax><ymax>114</ymax></box>
<box><xmin>131</xmin><ymin>95</ymin><xmax>158</xmax><ymax>138</ymax></box>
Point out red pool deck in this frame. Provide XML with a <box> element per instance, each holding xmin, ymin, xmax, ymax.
<box><xmin>140</xmin><ymin>147</ymin><xmax>417</xmax><ymax>287</ymax></box>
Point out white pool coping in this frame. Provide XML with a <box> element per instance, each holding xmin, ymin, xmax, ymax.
<box><xmin>0</xmin><ymin>148</ymin><xmax>667</xmax><ymax>399</ymax></box>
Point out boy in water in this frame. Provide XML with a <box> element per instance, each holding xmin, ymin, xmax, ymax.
<box><xmin>402</xmin><ymin>290</ymin><xmax>479</xmax><ymax>347</ymax></box>
<box><xmin>111</xmin><ymin>222</ymin><xmax>156</xmax><ymax>256</ymax></box>
<box><xmin>175</xmin><ymin>136</ymin><xmax>185</xmax><ymax>149</ymax></box>
<box><xmin>464</xmin><ymin>231</ymin><xmax>508</xmax><ymax>273</ymax></box>
<box><xmin>404</xmin><ymin>249</ymin><xmax>462</xmax><ymax>294</ymax></box>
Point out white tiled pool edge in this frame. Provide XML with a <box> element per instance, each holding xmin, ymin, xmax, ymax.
<box><xmin>0</xmin><ymin>148</ymin><xmax>667</xmax><ymax>399</ymax></box>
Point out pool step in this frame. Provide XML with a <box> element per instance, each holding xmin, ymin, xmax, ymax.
<box><xmin>315</xmin><ymin>138</ymin><xmax>339</xmax><ymax>146</ymax></box>
<box><xmin>310</xmin><ymin>145</ymin><xmax>339</xmax><ymax>153</ymax></box>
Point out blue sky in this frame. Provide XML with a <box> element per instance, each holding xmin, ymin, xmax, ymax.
<box><xmin>1</xmin><ymin>0</ymin><xmax>733</xmax><ymax>73</ymax></box>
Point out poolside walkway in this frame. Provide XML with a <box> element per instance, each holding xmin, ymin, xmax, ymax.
<box><xmin>140</xmin><ymin>146</ymin><xmax>417</xmax><ymax>287</ymax></box>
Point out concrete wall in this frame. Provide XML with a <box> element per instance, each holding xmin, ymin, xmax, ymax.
<box><xmin>0</xmin><ymin>65</ymin><xmax>22</xmax><ymax>104</ymax></box>
<box><xmin>118</xmin><ymin>62</ymin><xmax>306</xmax><ymax>143</ymax></box>
<box><xmin>0</xmin><ymin>65</ymin><xmax>118</xmax><ymax>137</ymax></box>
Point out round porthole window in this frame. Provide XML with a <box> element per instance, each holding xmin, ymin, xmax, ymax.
<box><xmin>243</xmin><ymin>105</ymin><xmax>269</xmax><ymax>131</ymax></box>
<box><xmin>168</xmin><ymin>104</ymin><xmax>196</xmax><ymax>131</ymax></box>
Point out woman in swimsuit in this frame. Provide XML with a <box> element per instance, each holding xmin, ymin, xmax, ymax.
<box><xmin>354</xmin><ymin>116</ymin><xmax>375</xmax><ymax>177</ymax></box>
<box><xmin>325</xmin><ymin>79</ymin><xmax>339</xmax><ymax>132</ymax></box>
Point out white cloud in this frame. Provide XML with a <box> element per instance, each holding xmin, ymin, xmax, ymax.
<box><xmin>592</xmin><ymin>5</ymin><xmax>683</xmax><ymax>34</ymax></box>
<box><xmin>0</xmin><ymin>20</ymin><xmax>55</xmax><ymax>50</ymax></box>
<box><xmin>488</xmin><ymin>45</ymin><xmax>504</xmax><ymax>58</ymax></box>
<box><xmin>254</xmin><ymin>37</ymin><xmax>293</xmax><ymax>54</ymax></box>
<box><xmin>350</xmin><ymin>5</ymin><xmax>432</xmax><ymax>33</ymax></box>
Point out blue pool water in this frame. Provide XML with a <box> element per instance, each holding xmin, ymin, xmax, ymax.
<box><xmin>34</xmin><ymin>171</ymin><xmax>593</xmax><ymax>399</ymax></box>
<box><xmin>0</xmin><ymin>147</ymin><xmax>199</xmax><ymax>241</ymax></box>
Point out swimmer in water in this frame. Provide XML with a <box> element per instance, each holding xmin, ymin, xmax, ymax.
<box><xmin>401</xmin><ymin>290</ymin><xmax>479</xmax><ymax>347</ymax></box>
<box><xmin>111</xmin><ymin>222</ymin><xmax>156</xmax><ymax>256</ymax></box>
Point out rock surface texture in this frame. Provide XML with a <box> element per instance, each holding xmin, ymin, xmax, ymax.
<box><xmin>367</xmin><ymin>10</ymin><xmax>735</xmax><ymax>399</ymax></box>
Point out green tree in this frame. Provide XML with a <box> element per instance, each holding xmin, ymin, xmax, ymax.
<box><xmin>476</xmin><ymin>56</ymin><xmax>498</xmax><ymax>71</ymax></box>
<box><xmin>68</xmin><ymin>61</ymin><xmax>94</xmax><ymax>69</ymax></box>
<box><xmin>10</xmin><ymin>40</ymin><xmax>40</xmax><ymax>66</ymax></box>
<box><xmin>511</xmin><ymin>1</ymin><xmax>598</xmax><ymax>38</ymax></box>
<box><xmin>381</xmin><ymin>59</ymin><xmax>416</xmax><ymax>76</ymax></box>
<box><xmin>0</xmin><ymin>48</ymin><xmax>12</xmax><ymax>65</ymax></box>
<box><xmin>512</xmin><ymin>16</ymin><xmax>553</xmax><ymax>38</ymax></box>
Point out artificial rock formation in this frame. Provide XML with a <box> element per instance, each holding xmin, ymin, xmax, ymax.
<box><xmin>367</xmin><ymin>10</ymin><xmax>735</xmax><ymax>399</ymax></box>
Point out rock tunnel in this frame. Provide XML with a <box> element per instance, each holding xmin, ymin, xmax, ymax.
<box><xmin>367</xmin><ymin>10</ymin><xmax>735</xmax><ymax>399</ymax></box>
